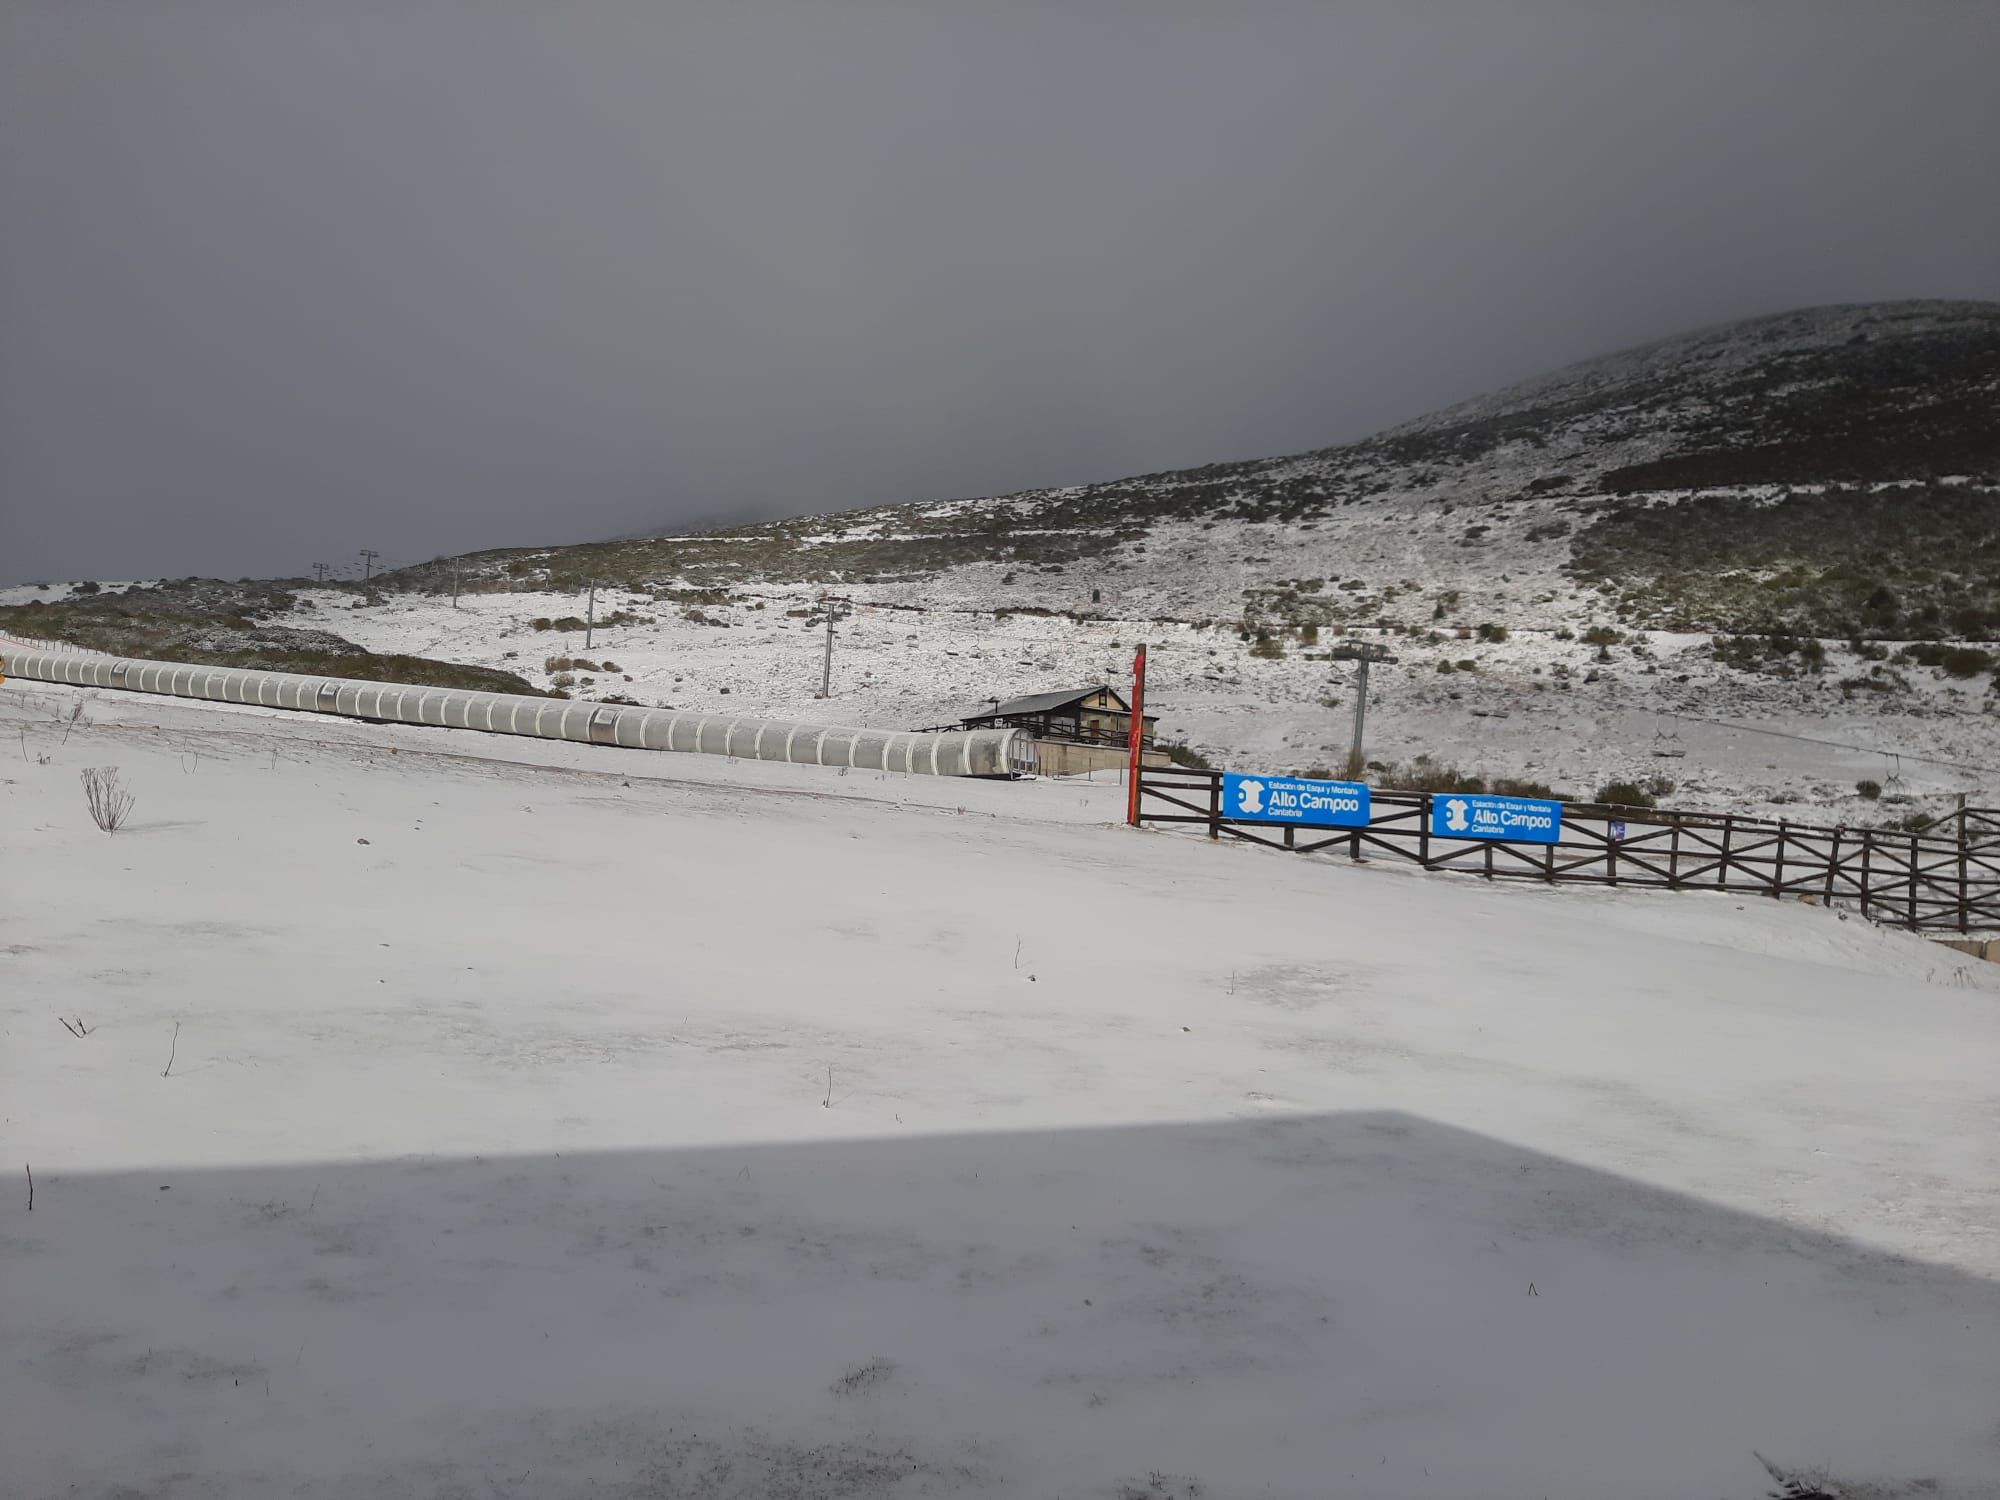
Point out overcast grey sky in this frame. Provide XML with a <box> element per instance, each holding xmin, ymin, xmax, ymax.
<box><xmin>3</xmin><ymin>2</ymin><xmax>1997</xmax><ymax>584</ymax></box>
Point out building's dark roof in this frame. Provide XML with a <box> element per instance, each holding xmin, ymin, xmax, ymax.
<box><xmin>965</xmin><ymin>686</ymin><xmax>1151</xmax><ymax>720</ymax></box>
<box><xmin>981</xmin><ymin>687</ymin><xmax>1113</xmax><ymax>717</ymax></box>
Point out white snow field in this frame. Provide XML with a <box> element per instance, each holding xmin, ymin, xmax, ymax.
<box><xmin>287</xmin><ymin>584</ymin><xmax>2000</xmax><ymax>820</ymax></box>
<box><xmin>4</xmin><ymin>681</ymin><xmax>1999</xmax><ymax>1500</ymax></box>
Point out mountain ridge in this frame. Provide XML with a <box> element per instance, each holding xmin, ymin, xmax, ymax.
<box><xmin>374</xmin><ymin>299</ymin><xmax>1996</xmax><ymax>644</ymax></box>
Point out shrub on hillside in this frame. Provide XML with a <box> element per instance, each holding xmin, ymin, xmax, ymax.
<box><xmin>1372</xmin><ymin>756</ymin><xmax>1487</xmax><ymax>795</ymax></box>
<box><xmin>1489</xmin><ymin>776</ymin><xmax>1562</xmax><ymax>799</ymax></box>
<box><xmin>1715</xmin><ymin>633</ymin><xmax>1828</xmax><ymax>677</ymax></box>
<box><xmin>1594</xmin><ymin>780</ymin><xmax>1658</xmax><ymax>809</ymax></box>
<box><xmin>1856</xmin><ymin>779</ymin><xmax>1882</xmax><ymax>800</ymax></box>
<box><xmin>1369</xmin><ymin>758</ymin><xmax>1564</xmax><ymax>800</ymax></box>
<box><xmin>1941</xmin><ymin>647</ymin><xmax>1992</xmax><ymax>679</ymax></box>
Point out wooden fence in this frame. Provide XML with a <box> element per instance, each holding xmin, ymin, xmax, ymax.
<box><xmin>1135</xmin><ymin>766</ymin><xmax>2000</xmax><ymax>933</ymax></box>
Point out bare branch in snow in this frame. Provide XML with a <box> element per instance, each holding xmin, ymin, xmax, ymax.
<box><xmin>80</xmin><ymin>766</ymin><xmax>135</xmax><ymax>833</ymax></box>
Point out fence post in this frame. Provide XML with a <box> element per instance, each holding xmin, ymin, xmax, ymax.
<box><xmin>1718</xmin><ymin>816</ymin><xmax>1732</xmax><ymax>889</ymax></box>
<box><xmin>1773</xmin><ymin>821</ymin><xmax>1787</xmax><ymax>900</ymax></box>
<box><xmin>1124</xmin><ymin>644</ymin><xmax>1147</xmax><ymax>827</ymax></box>
<box><xmin>1607</xmin><ymin>813</ymin><xmax>1619</xmax><ymax>887</ymax></box>
<box><xmin>1669</xmin><ymin>817</ymin><xmax>1682</xmax><ymax>888</ymax></box>
<box><xmin>1824</xmin><ymin>827</ymin><xmax>1841</xmax><ymax>909</ymax></box>
<box><xmin>1909</xmin><ymin>834</ymin><xmax>1920</xmax><ymax>929</ymax></box>
<box><xmin>1859</xmin><ymin>830</ymin><xmax>1873</xmax><ymax>922</ymax></box>
<box><xmin>1207</xmin><ymin>773</ymin><xmax>1220</xmax><ymax>840</ymax></box>
<box><xmin>1959</xmin><ymin>809</ymin><xmax>1971</xmax><ymax>935</ymax></box>
<box><xmin>1419</xmin><ymin>794</ymin><xmax>1432</xmax><ymax>867</ymax></box>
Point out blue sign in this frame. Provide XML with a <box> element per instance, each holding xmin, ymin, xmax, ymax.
<box><xmin>1221</xmin><ymin>773</ymin><xmax>1370</xmax><ymax>827</ymax></box>
<box><xmin>1608</xmin><ymin>820</ymin><xmax>1627</xmax><ymax>841</ymax></box>
<box><xmin>1430</xmin><ymin>793</ymin><xmax>1564</xmax><ymax>844</ymax></box>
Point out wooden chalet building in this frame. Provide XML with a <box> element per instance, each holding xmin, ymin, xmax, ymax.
<box><xmin>955</xmin><ymin>686</ymin><xmax>1166</xmax><ymax>775</ymax></box>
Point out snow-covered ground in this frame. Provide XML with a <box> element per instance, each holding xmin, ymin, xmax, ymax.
<box><xmin>293</xmin><ymin>583</ymin><xmax>1999</xmax><ymax>821</ymax></box>
<box><xmin>4</xmin><ymin>678</ymin><xmax>1999</xmax><ymax>1499</ymax></box>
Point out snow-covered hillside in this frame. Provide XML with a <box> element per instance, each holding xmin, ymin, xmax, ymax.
<box><xmin>4</xmin><ymin>677</ymin><xmax>1999</xmax><ymax>1499</ymax></box>
<box><xmin>286</xmin><ymin>581</ymin><xmax>1995</xmax><ymax>821</ymax></box>
<box><xmin>6</xmin><ymin>301</ymin><xmax>1996</xmax><ymax>816</ymax></box>
<box><xmin>347</xmin><ymin>299</ymin><xmax>2000</xmax><ymax>813</ymax></box>
<box><xmin>405</xmin><ymin>299</ymin><xmax>1998</xmax><ymax>628</ymax></box>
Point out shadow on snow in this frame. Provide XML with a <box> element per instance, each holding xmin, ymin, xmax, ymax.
<box><xmin>6</xmin><ymin>1113</ymin><xmax>1998</xmax><ymax>1499</ymax></box>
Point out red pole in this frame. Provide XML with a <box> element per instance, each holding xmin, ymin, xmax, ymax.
<box><xmin>1126</xmin><ymin>643</ymin><xmax>1148</xmax><ymax>827</ymax></box>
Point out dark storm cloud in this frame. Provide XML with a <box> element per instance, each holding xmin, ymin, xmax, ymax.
<box><xmin>3</xmin><ymin>2</ymin><xmax>1997</xmax><ymax>583</ymax></box>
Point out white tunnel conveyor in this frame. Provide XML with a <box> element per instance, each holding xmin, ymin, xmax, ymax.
<box><xmin>1</xmin><ymin>645</ymin><xmax>1036</xmax><ymax>777</ymax></box>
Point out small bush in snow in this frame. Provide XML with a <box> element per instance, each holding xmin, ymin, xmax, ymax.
<box><xmin>80</xmin><ymin>766</ymin><xmax>135</xmax><ymax>833</ymax></box>
<box><xmin>1855</xmin><ymin>779</ymin><xmax>1882</xmax><ymax>800</ymax></box>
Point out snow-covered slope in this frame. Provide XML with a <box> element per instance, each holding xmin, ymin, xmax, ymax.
<box><xmin>405</xmin><ymin>298</ymin><xmax>1998</xmax><ymax>627</ymax></box>
<box><xmin>4</xmin><ymin>677</ymin><xmax>1999</xmax><ymax>1498</ymax></box>
<box><xmin>334</xmin><ymin>300</ymin><xmax>1996</xmax><ymax>815</ymax></box>
<box><xmin>9</xmin><ymin>301</ymin><xmax>1997</xmax><ymax>816</ymax></box>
